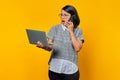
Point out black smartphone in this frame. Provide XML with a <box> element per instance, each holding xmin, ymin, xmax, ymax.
<box><xmin>68</xmin><ymin>16</ymin><xmax>74</xmax><ymax>22</ymax></box>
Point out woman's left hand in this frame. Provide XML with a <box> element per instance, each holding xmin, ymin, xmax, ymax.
<box><xmin>65</xmin><ymin>21</ymin><xmax>74</xmax><ymax>32</ymax></box>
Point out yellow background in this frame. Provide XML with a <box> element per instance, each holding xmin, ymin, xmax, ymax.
<box><xmin>0</xmin><ymin>0</ymin><xmax>120</xmax><ymax>80</ymax></box>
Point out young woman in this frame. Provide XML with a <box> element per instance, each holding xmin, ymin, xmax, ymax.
<box><xmin>36</xmin><ymin>5</ymin><xmax>84</xmax><ymax>80</ymax></box>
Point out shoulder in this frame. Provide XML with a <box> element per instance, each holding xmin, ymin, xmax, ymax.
<box><xmin>52</xmin><ymin>24</ymin><xmax>61</xmax><ymax>28</ymax></box>
<box><xmin>74</xmin><ymin>27</ymin><xmax>83</xmax><ymax>33</ymax></box>
<box><xmin>50</xmin><ymin>24</ymin><xmax>61</xmax><ymax>30</ymax></box>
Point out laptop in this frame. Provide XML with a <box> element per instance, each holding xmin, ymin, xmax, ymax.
<box><xmin>26</xmin><ymin>29</ymin><xmax>49</xmax><ymax>47</ymax></box>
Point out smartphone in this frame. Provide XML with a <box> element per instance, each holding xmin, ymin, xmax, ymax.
<box><xmin>68</xmin><ymin>16</ymin><xmax>74</xmax><ymax>22</ymax></box>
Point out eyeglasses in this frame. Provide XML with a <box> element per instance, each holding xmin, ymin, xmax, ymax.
<box><xmin>58</xmin><ymin>13</ymin><xmax>70</xmax><ymax>18</ymax></box>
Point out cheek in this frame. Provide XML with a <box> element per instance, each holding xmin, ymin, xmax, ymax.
<box><xmin>66</xmin><ymin>18</ymin><xmax>70</xmax><ymax>21</ymax></box>
<box><xmin>65</xmin><ymin>17</ymin><xmax>70</xmax><ymax>21</ymax></box>
<box><xmin>67</xmin><ymin>16</ymin><xmax>71</xmax><ymax>20</ymax></box>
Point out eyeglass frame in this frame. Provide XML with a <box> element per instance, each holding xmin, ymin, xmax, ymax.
<box><xmin>58</xmin><ymin>13</ymin><xmax>70</xmax><ymax>18</ymax></box>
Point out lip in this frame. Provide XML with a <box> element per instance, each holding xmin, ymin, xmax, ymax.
<box><xmin>61</xmin><ymin>20</ymin><xmax>65</xmax><ymax>25</ymax></box>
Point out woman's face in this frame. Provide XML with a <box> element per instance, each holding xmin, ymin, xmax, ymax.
<box><xmin>60</xmin><ymin>10</ymin><xmax>71</xmax><ymax>25</ymax></box>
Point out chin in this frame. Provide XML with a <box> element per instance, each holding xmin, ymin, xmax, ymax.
<box><xmin>62</xmin><ymin>23</ymin><xmax>66</xmax><ymax>26</ymax></box>
<box><xmin>61</xmin><ymin>22</ymin><xmax>64</xmax><ymax>25</ymax></box>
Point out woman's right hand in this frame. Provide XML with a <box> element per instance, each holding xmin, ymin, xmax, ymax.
<box><xmin>36</xmin><ymin>39</ymin><xmax>53</xmax><ymax>51</ymax></box>
<box><xmin>36</xmin><ymin>41</ymin><xmax>44</xmax><ymax>48</ymax></box>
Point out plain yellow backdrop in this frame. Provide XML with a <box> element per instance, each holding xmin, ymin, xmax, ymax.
<box><xmin>0</xmin><ymin>0</ymin><xmax>120</xmax><ymax>80</ymax></box>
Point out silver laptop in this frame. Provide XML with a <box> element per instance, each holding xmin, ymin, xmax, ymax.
<box><xmin>26</xmin><ymin>29</ymin><xmax>49</xmax><ymax>47</ymax></box>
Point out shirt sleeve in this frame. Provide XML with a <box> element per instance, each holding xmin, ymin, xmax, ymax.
<box><xmin>47</xmin><ymin>26</ymin><xmax>56</xmax><ymax>41</ymax></box>
<box><xmin>75</xmin><ymin>28</ymin><xmax>84</xmax><ymax>43</ymax></box>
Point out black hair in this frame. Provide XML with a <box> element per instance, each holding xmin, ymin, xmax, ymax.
<box><xmin>62</xmin><ymin>5</ymin><xmax>80</xmax><ymax>28</ymax></box>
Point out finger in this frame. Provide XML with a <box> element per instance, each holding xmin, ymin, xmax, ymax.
<box><xmin>36</xmin><ymin>41</ymin><xmax>43</xmax><ymax>47</ymax></box>
<box><xmin>69</xmin><ymin>22</ymin><xmax>73</xmax><ymax>25</ymax></box>
<box><xmin>66</xmin><ymin>21</ymin><xmax>70</xmax><ymax>24</ymax></box>
<box><xmin>65</xmin><ymin>23</ymin><xmax>69</xmax><ymax>27</ymax></box>
<box><xmin>65</xmin><ymin>22</ymin><xmax>70</xmax><ymax>27</ymax></box>
<box><xmin>37</xmin><ymin>41</ymin><xmax>41</xmax><ymax>44</ymax></box>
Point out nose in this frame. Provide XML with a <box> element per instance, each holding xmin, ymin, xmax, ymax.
<box><xmin>61</xmin><ymin>15</ymin><xmax>66</xmax><ymax>19</ymax></box>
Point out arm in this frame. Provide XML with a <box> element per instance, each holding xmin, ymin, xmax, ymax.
<box><xmin>69</xmin><ymin>31</ymin><xmax>83</xmax><ymax>52</ymax></box>
<box><xmin>65</xmin><ymin>22</ymin><xmax>83</xmax><ymax>52</ymax></box>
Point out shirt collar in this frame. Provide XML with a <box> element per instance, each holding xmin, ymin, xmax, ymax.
<box><xmin>61</xmin><ymin>24</ymin><xmax>67</xmax><ymax>31</ymax></box>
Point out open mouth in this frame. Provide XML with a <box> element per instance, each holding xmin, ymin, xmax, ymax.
<box><xmin>62</xmin><ymin>20</ymin><xmax>65</xmax><ymax>22</ymax></box>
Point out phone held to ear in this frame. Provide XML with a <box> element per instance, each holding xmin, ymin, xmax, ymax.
<box><xmin>68</xmin><ymin>16</ymin><xmax>74</xmax><ymax>22</ymax></box>
<box><xmin>65</xmin><ymin>16</ymin><xmax>74</xmax><ymax>28</ymax></box>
